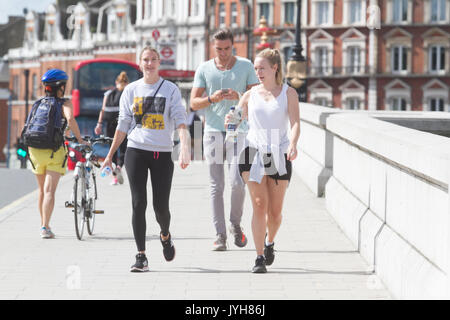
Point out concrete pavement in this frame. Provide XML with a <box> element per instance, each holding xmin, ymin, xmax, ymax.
<box><xmin>0</xmin><ymin>168</ymin><xmax>36</xmax><ymax>208</ymax></box>
<box><xmin>0</xmin><ymin>161</ymin><xmax>391</xmax><ymax>300</ymax></box>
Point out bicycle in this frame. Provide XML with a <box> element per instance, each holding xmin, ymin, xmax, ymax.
<box><xmin>64</xmin><ymin>135</ymin><xmax>113</xmax><ymax>240</ymax></box>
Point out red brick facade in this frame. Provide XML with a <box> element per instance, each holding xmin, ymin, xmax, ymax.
<box><xmin>305</xmin><ymin>0</ymin><xmax>450</xmax><ymax>111</ymax></box>
<box><xmin>210</xmin><ymin>0</ymin><xmax>450</xmax><ymax>111</ymax></box>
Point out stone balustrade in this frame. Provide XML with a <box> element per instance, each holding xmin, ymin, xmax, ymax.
<box><xmin>295</xmin><ymin>104</ymin><xmax>450</xmax><ymax>299</ymax></box>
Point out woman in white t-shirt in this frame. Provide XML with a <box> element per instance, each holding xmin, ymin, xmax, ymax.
<box><xmin>227</xmin><ymin>48</ymin><xmax>300</xmax><ymax>273</ymax></box>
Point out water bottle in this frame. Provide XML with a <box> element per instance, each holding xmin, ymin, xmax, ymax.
<box><xmin>100</xmin><ymin>163</ymin><xmax>115</xmax><ymax>178</ymax></box>
<box><xmin>225</xmin><ymin>106</ymin><xmax>242</xmax><ymax>143</ymax></box>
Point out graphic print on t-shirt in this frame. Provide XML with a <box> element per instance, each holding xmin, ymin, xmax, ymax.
<box><xmin>133</xmin><ymin>96</ymin><xmax>166</xmax><ymax>130</ymax></box>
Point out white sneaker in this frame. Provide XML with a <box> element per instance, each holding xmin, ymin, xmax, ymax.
<box><xmin>115</xmin><ymin>166</ymin><xmax>124</xmax><ymax>185</ymax></box>
<box><xmin>40</xmin><ymin>227</ymin><xmax>55</xmax><ymax>239</ymax></box>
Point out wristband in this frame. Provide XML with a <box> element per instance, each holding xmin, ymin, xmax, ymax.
<box><xmin>208</xmin><ymin>96</ymin><xmax>212</xmax><ymax>104</ymax></box>
<box><xmin>97</xmin><ymin>122</ymin><xmax>103</xmax><ymax>125</ymax></box>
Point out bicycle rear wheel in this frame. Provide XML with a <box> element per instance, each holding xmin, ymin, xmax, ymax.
<box><xmin>86</xmin><ymin>173</ymin><xmax>97</xmax><ymax>235</ymax></box>
<box><xmin>73</xmin><ymin>177</ymin><xmax>85</xmax><ymax>240</ymax></box>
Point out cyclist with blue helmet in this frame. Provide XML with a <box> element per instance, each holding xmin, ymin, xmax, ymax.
<box><xmin>28</xmin><ymin>68</ymin><xmax>87</xmax><ymax>239</ymax></box>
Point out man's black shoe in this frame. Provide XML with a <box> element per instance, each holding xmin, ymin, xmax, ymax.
<box><xmin>230</xmin><ymin>224</ymin><xmax>248</xmax><ymax>248</ymax></box>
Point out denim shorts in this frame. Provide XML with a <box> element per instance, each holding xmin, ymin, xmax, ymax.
<box><xmin>238</xmin><ymin>146</ymin><xmax>292</xmax><ymax>182</ymax></box>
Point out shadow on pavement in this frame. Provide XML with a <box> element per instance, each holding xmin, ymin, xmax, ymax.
<box><xmin>145</xmin><ymin>267</ymin><xmax>373</xmax><ymax>275</ymax></box>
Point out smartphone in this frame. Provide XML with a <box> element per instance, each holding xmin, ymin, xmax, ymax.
<box><xmin>221</xmin><ymin>88</ymin><xmax>229</xmax><ymax>94</ymax></box>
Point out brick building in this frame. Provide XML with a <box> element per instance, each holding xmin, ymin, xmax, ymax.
<box><xmin>208</xmin><ymin>0</ymin><xmax>308</xmax><ymax>63</ymax></box>
<box><xmin>0</xmin><ymin>60</ymin><xmax>9</xmax><ymax>164</ymax></box>
<box><xmin>209</xmin><ymin>0</ymin><xmax>450</xmax><ymax>111</ymax></box>
<box><xmin>0</xmin><ymin>16</ymin><xmax>25</xmax><ymax>164</ymax></box>
<box><xmin>305</xmin><ymin>0</ymin><xmax>450</xmax><ymax>110</ymax></box>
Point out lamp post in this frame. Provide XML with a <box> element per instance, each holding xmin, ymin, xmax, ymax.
<box><xmin>286</xmin><ymin>0</ymin><xmax>307</xmax><ymax>102</ymax></box>
<box><xmin>21</xmin><ymin>69</ymin><xmax>30</xmax><ymax>169</ymax></box>
<box><xmin>253</xmin><ymin>16</ymin><xmax>276</xmax><ymax>52</ymax></box>
<box><xmin>24</xmin><ymin>69</ymin><xmax>30</xmax><ymax>121</ymax></box>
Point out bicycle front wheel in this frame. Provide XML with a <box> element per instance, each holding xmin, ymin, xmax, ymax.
<box><xmin>73</xmin><ymin>177</ymin><xmax>85</xmax><ymax>240</ymax></box>
<box><xmin>86</xmin><ymin>173</ymin><xmax>97</xmax><ymax>235</ymax></box>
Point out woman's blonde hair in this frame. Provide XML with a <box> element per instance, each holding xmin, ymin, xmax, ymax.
<box><xmin>139</xmin><ymin>46</ymin><xmax>160</xmax><ymax>61</ymax></box>
<box><xmin>256</xmin><ymin>48</ymin><xmax>284</xmax><ymax>86</ymax></box>
<box><xmin>116</xmin><ymin>71</ymin><xmax>129</xmax><ymax>84</ymax></box>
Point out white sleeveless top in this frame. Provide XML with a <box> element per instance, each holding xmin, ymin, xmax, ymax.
<box><xmin>245</xmin><ymin>84</ymin><xmax>290</xmax><ymax>183</ymax></box>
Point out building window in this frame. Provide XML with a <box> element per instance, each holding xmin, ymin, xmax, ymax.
<box><xmin>392</xmin><ymin>46</ymin><xmax>408</xmax><ymax>72</ymax></box>
<box><xmin>315</xmin><ymin>98</ymin><xmax>329</xmax><ymax>106</ymax></box>
<box><xmin>170</xmin><ymin>0</ymin><xmax>176</xmax><ymax>16</ymax></box>
<box><xmin>231</xmin><ymin>3</ymin><xmax>238</xmax><ymax>27</ymax></box>
<box><xmin>13</xmin><ymin>75</ymin><xmax>20</xmax><ymax>100</ymax></box>
<box><xmin>317</xmin><ymin>1</ymin><xmax>329</xmax><ymax>25</ymax></box>
<box><xmin>192</xmin><ymin>39</ymin><xmax>199</xmax><ymax>69</ymax></box>
<box><xmin>284</xmin><ymin>46</ymin><xmax>293</xmax><ymax>63</ymax></box>
<box><xmin>347</xmin><ymin>46</ymin><xmax>361</xmax><ymax>74</ymax></box>
<box><xmin>284</xmin><ymin>2</ymin><xmax>295</xmax><ymax>24</ymax></box>
<box><xmin>429</xmin><ymin>97</ymin><xmax>445</xmax><ymax>111</ymax></box>
<box><xmin>259</xmin><ymin>3</ymin><xmax>270</xmax><ymax>21</ymax></box>
<box><xmin>192</xmin><ymin>0</ymin><xmax>199</xmax><ymax>16</ymax></box>
<box><xmin>429</xmin><ymin>45</ymin><xmax>446</xmax><ymax>72</ymax></box>
<box><xmin>109</xmin><ymin>19</ymin><xmax>116</xmax><ymax>35</ymax></box>
<box><xmin>347</xmin><ymin>98</ymin><xmax>361</xmax><ymax>110</ymax></box>
<box><xmin>431</xmin><ymin>0</ymin><xmax>446</xmax><ymax>22</ymax></box>
<box><xmin>349</xmin><ymin>0</ymin><xmax>362</xmax><ymax>23</ymax></box>
<box><xmin>143</xmin><ymin>0</ymin><xmax>152</xmax><ymax>19</ymax></box>
<box><xmin>390</xmin><ymin>97</ymin><xmax>407</xmax><ymax>111</ymax></box>
<box><xmin>393</xmin><ymin>0</ymin><xmax>408</xmax><ymax>22</ymax></box>
<box><xmin>219</xmin><ymin>3</ymin><xmax>226</xmax><ymax>27</ymax></box>
<box><xmin>31</xmin><ymin>74</ymin><xmax>37</xmax><ymax>100</ymax></box>
<box><xmin>316</xmin><ymin>47</ymin><xmax>329</xmax><ymax>74</ymax></box>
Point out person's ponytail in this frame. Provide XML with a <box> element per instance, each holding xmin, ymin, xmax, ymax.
<box><xmin>116</xmin><ymin>71</ymin><xmax>129</xmax><ymax>84</ymax></box>
<box><xmin>257</xmin><ymin>48</ymin><xmax>284</xmax><ymax>85</ymax></box>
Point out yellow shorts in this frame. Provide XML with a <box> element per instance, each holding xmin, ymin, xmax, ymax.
<box><xmin>28</xmin><ymin>146</ymin><xmax>67</xmax><ymax>176</ymax></box>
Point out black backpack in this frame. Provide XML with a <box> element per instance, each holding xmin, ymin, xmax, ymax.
<box><xmin>21</xmin><ymin>97</ymin><xmax>67</xmax><ymax>151</ymax></box>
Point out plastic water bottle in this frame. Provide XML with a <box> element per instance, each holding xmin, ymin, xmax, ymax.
<box><xmin>225</xmin><ymin>106</ymin><xmax>242</xmax><ymax>143</ymax></box>
<box><xmin>100</xmin><ymin>163</ymin><xmax>115</xmax><ymax>177</ymax></box>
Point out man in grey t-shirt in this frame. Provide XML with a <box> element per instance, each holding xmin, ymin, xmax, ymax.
<box><xmin>190</xmin><ymin>28</ymin><xmax>259</xmax><ymax>251</ymax></box>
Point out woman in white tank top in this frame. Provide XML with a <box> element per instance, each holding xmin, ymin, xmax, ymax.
<box><xmin>226</xmin><ymin>48</ymin><xmax>300</xmax><ymax>273</ymax></box>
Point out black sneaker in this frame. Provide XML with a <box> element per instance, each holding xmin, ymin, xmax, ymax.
<box><xmin>264</xmin><ymin>242</ymin><xmax>275</xmax><ymax>266</ymax></box>
<box><xmin>252</xmin><ymin>255</ymin><xmax>267</xmax><ymax>273</ymax></box>
<box><xmin>160</xmin><ymin>233</ymin><xmax>176</xmax><ymax>262</ymax></box>
<box><xmin>130</xmin><ymin>253</ymin><xmax>149</xmax><ymax>272</ymax></box>
<box><xmin>230</xmin><ymin>224</ymin><xmax>248</xmax><ymax>248</ymax></box>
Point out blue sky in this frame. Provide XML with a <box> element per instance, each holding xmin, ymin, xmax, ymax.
<box><xmin>0</xmin><ymin>0</ymin><xmax>56</xmax><ymax>24</ymax></box>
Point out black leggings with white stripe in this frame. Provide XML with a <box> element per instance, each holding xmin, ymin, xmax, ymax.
<box><xmin>125</xmin><ymin>147</ymin><xmax>174</xmax><ymax>252</ymax></box>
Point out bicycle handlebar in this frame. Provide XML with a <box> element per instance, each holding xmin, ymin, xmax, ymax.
<box><xmin>65</xmin><ymin>135</ymin><xmax>113</xmax><ymax>145</ymax></box>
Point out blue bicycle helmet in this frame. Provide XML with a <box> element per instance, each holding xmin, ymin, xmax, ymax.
<box><xmin>42</xmin><ymin>69</ymin><xmax>68</xmax><ymax>96</ymax></box>
<box><xmin>41</xmin><ymin>69</ymin><xmax>68</xmax><ymax>84</ymax></box>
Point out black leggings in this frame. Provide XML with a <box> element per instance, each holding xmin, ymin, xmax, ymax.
<box><xmin>125</xmin><ymin>147</ymin><xmax>174</xmax><ymax>252</ymax></box>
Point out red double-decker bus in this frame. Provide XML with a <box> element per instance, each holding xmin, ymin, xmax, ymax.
<box><xmin>72</xmin><ymin>58</ymin><xmax>142</xmax><ymax>136</ymax></box>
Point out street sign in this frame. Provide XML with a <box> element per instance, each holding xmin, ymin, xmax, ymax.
<box><xmin>160</xmin><ymin>46</ymin><xmax>173</xmax><ymax>59</ymax></box>
<box><xmin>159</xmin><ymin>43</ymin><xmax>176</xmax><ymax>68</ymax></box>
<box><xmin>152</xmin><ymin>29</ymin><xmax>160</xmax><ymax>41</ymax></box>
